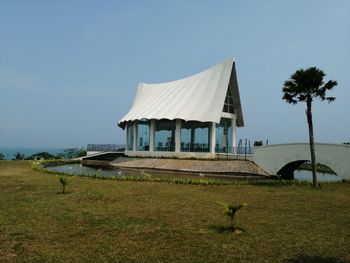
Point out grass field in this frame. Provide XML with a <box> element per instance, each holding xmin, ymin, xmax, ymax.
<box><xmin>1</xmin><ymin>161</ymin><xmax>349</xmax><ymax>262</ymax></box>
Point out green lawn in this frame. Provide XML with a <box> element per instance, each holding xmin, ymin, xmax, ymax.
<box><xmin>1</xmin><ymin>161</ymin><xmax>349</xmax><ymax>263</ymax></box>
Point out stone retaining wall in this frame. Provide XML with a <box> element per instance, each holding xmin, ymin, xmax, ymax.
<box><xmin>110</xmin><ymin>157</ymin><xmax>269</xmax><ymax>176</ymax></box>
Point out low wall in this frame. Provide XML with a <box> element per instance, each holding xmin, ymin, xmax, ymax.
<box><xmin>125</xmin><ymin>150</ymin><xmax>253</xmax><ymax>160</ymax></box>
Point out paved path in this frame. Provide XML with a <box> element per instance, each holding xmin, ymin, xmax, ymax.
<box><xmin>110</xmin><ymin>157</ymin><xmax>269</xmax><ymax>176</ymax></box>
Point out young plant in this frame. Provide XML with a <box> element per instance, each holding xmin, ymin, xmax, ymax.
<box><xmin>223</xmin><ymin>203</ymin><xmax>247</xmax><ymax>232</ymax></box>
<box><xmin>57</xmin><ymin>175</ymin><xmax>75</xmax><ymax>194</ymax></box>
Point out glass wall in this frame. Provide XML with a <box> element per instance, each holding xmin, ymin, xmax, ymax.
<box><xmin>126</xmin><ymin>122</ymin><xmax>134</xmax><ymax>151</ymax></box>
<box><xmin>154</xmin><ymin>120</ymin><xmax>176</xmax><ymax>151</ymax></box>
<box><xmin>180</xmin><ymin>121</ymin><xmax>210</xmax><ymax>152</ymax></box>
<box><xmin>215</xmin><ymin>118</ymin><xmax>232</xmax><ymax>153</ymax></box>
<box><xmin>180</xmin><ymin>123</ymin><xmax>191</xmax><ymax>151</ymax></box>
<box><xmin>136</xmin><ymin>120</ymin><xmax>150</xmax><ymax>151</ymax></box>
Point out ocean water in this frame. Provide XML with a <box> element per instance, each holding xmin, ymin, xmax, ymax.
<box><xmin>0</xmin><ymin>147</ymin><xmax>64</xmax><ymax>160</ymax></box>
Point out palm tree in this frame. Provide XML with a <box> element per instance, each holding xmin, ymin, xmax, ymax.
<box><xmin>224</xmin><ymin>203</ymin><xmax>246</xmax><ymax>231</ymax></box>
<box><xmin>57</xmin><ymin>175</ymin><xmax>75</xmax><ymax>194</ymax></box>
<box><xmin>282</xmin><ymin>67</ymin><xmax>338</xmax><ymax>187</ymax></box>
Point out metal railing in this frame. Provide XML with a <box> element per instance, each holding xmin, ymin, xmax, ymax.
<box><xmin>215</xmin><ymin>146</ymin><xmax>254</xmax><ymax>155</ymax></box>
<box><xmin>87</xmin><ymin>144</ymin><xmax>125</xmax><ymax>152</ymax></box>
<box><xmin>86</xmin><ymin>143</ymin><xmax>253</xmax><ymax>155</ymax></box>
<box><xmin>181</xmin><ymin>145</ymin><xmax>210</xmax><ymax>152</ymax></box>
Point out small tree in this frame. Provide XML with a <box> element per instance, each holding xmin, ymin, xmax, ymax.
<box><xmin>282</xmin><ymin>67</ymin><xmax>337</xmax><ymax>187</ymax></box>
<box><xmin>0</xmin><ymin>152</ymin><xmax>5</xmax><ymax>160</ymax></box>
<box><xmin>62</xmin><ymin>148</ymin><xmax>77</xmax><ymax>159</ymax></box>
<box><xmin>254</xmin><ymin>141</ymin><xmax>263</xmax><ymax>147</ymax></box>
<box><xmin>13</xmin><ymin>152</ymin><xmax>25</xmax><ymax>160</ymax></box>
<box><xmin>75</xmin><ymin>148</ymin><xmax>87</xmax><ymax>158</ymax></box>
<box><xmin>55</xmin><ymin>152</ymin><xmax>65</xmax><ymax>159</ymax></box>
<box><xmin>223</xmin><ymin>203</ymin><xmax>247</xmax><ymax>232</ymax></box>
<box><xmin>62</xmin><ymin>148</ymin><xmax>86</xmax><ymax>159</ymax></box>
<box><xmin>57</xmin><ymin>175</ymin><xmax>74</xmax><ymax>194</ymax></box>
<box><xmin>27</xmin><ymin>151</ymin><xmax>56</xmax><ymax>160</ymax></box>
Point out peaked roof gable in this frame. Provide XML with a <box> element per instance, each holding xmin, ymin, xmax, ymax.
<box><xmin>119</xmin><ymin>57</ymin><xmax>244</xmax><ymax>128</ymax></box>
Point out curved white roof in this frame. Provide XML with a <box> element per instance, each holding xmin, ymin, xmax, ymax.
<box><xmin>118</xmin><ymin>57</ymin><xmax>244</xmax><ymax>128</ymax></box>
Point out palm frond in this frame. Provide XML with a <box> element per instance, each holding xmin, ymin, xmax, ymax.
<box><xmin>325</xmin><ymin>97</ymin><xmax>336</xmax><ymax>103</ymax></box>
<box><xmin>282</xmin><ymin>67</ymin><xmax>337</xmax><ymax>104</ymax></box>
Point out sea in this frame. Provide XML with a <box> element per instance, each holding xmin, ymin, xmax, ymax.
<box><xmin>0</xmin><ymin>147</ymin><xmax>65</xmax><ymax>160</ymax></box>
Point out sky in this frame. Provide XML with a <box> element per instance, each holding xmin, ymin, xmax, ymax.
<box><xmin>0</xmin><ymin>0</ymin><xmax>349</xmax><ymax>148</ymax></box>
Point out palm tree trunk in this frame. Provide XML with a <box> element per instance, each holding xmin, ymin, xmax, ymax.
<box><xmin>306</xmin><ymin>99</ymin><xmax>317</xmax><ymax>187</ymax></box>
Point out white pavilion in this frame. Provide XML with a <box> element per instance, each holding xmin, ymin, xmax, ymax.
<box><xmin>118</xmin><ymin>57</ymin><xmax>244</xmax><ymax>159</ymax></box>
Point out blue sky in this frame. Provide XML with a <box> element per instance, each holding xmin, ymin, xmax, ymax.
<box><xmin>0</xmin><ymin>0</ymin><xmax>349</xmax><ymax>148</ymax></box>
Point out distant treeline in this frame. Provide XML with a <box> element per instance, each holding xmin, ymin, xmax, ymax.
<box><xmin>0</xmin><ymin>148</ymin><xmax>86</xmax><ymax>160</ymax></box>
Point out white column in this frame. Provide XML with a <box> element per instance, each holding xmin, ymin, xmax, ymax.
<box><xmin>133</xmin><ymin>121</ymin><xmax>137</xmax><ymax>151</ymax></box>
<box><xmin>210</xmin><ymin>122</ymin><xmax>216</xmax><ymax>153</ymax></box>
<box><xmin>175</xmin><ymin>119</ymin><xmax>181</xmax><ymax>152</ymax></box>
<box><xmin>125</xmin><ymin>123</ymin><xmax>128</xmax><ymax>149</ymax></box>
<box><xmin>149</xmin><ymin>119</ymin><xmax>155</xmax><ymax>152</ymax></box>
<box><xmin>232</xmin><ymin>115</ymin><xmax>237</xmax><ymax>154</ymax></box>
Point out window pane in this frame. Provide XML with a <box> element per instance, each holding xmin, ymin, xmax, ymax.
<box><xmin>136</xmin><ymin>120</ymin><xmax>150</xmax><ymax>151</ymax></box>
<box><xmin>223</xmin><ymin>87</ymin><xmax>235</xmax><ymax>114</ymax></box>
<box><xmin>215</xmin><ymin>118</ymin><xmax>232</xmax><ymax>153</ymax></box>
<box><xmin>180</xmin><ymin>121</ymin><xmax>210</xmax><ymax>152</ymax></box>
<box><xmin>193</xmin><ymin>125</ymin><xmax>210</xmax><ymax>152</ymax></box>
<box><xmin>126</xmin><ymin>122</ymin><xmax>134</xmax><ymax>150</ymax></box>
<box><xmin>180</xmin><ymin>125</ymin><xmax>191</xmax><ymax>152</ymax></box>
<box><xmin>229</xmin><ymin>105</ymin><xmax>234</xmax><ymax>114</ymax></box>
<box><xmin>155</xmin><ymin>120</ymin><xmax>175</xmax><ymax>152</ymax></box>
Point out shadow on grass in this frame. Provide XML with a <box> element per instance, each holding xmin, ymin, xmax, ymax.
<box><xmin>209</xmin><ymin>225</ymin><xmax>246</xmax><ymax>234</ymax></box>
<box><xmin>285</xmin><ymin>255</ymin><xmax>348</xmax><ymax>263</ymax></box>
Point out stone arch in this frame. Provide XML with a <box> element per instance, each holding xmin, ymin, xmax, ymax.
<box><xmin>253</xmin><ymin>143</ymin><xmax>350</xmax><ymax>179</ymax></box>
<box><xmin>276</xmin><ymin>160</ymin><xmax>338</xmax><ymax>180</ymax></box>
<box><xmin>277</xmin><ymin>160</ymin><xmax>308</xmax><ymax>180</ymax></box>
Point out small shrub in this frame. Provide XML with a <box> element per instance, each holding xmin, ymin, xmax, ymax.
<box><xmin>57</xmin><ymin>175</ymin><xmax>75</xmax><ymax>194</ymax></box>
